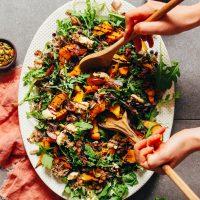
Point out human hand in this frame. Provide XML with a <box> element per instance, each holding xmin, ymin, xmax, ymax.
<box><xmin>125</xmin><ymin>1</ymin><xmax>200</xmax><ymax>51</ymax></box>
<box><xmin>134</xmin><ymin>128</ymin><xmax>200</xmax><ymax>172</ymax></box>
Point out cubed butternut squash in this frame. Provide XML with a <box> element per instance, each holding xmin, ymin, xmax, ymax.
<box><xmin>84</xmin><ymin>85</ymin><xmax>99</xmax><ymax>94</ymax></box>
<box><xmin>73</xmin><ymin>85</ymin><xmax>84</xmax><ymax>103</ymax></box>
<box><xmin>90</xmin><ymin>101</ymin><xmax>106</xmax><ymax>119</ymax></box>
<box><xmin>124</xmin><ymin>149</ymin><xmax>136</xmax><ymax>163</ymax></box>
<box><xmin>55</xmin><ymin>108</ymin><xmax>68</xmax><ymax>120</ymax></box>
<box><xmin>109</xmin><ymin>63</ymin><xmax>119</xmax><ymax>78</ymax></box>
<box><xmin>141</xmin><ymin>40</ymin><xmax>148</xmax><ymax>52</ymax></box>
<box><xmin>49</xmin><ymin>93</ymin><xmax>67</xmax><ymax>111</ymax></box>
<box><xmin>91</xmin><ymin>121</ymin><xmax>100</xmax><ymax>140</ymax></box>
<box><xmin>80</xmin><ymin>173</ymin><xmax>96</xmax><ymax>181</ymax></box>
<box><xmin>110</xmin><ymin>104</ymin><xmax>122</xmax><ymax>118</ymax></box>
<box><xmin>119</xmin><ymin>67</ymin><xmax>129</xmax><ymax>75</ymax></box>
<box><xmin>68</xmin><ymin>65</ymin><xmax>81</xmax><ymax>77</ymax></box>
<box><xmin>143</xmin><ymin>121</ymin><xmax>158</xmax><ymax>129</ymax></box>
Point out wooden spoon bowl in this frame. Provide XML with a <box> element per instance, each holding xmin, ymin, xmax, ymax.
<box><xmin>80</xmin><ymin>0</ymin><xmax>184</xmax><ymax>72</ymax></box>
<box><xmin>99</xmin><ymin>112</ymin><xmax>199</xmax><ymax>200</ymax></box>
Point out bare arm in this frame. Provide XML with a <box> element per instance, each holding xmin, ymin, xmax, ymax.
<box><xmin>134</xmin><ymin>128</ymin><xmax>200</xmax><ymax>171</ymax></box>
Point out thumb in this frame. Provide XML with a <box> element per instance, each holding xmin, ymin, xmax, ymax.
<box><xmin>134</xmin><ymin>21</ymin><xmax>169</xmax><ymax>35</ymax></box>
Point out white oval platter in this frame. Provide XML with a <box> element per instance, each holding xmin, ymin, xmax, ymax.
<box><xmin>18</xmin><ymin>0</ymin><xmax>174</xmax><ymax>199</ymax></box>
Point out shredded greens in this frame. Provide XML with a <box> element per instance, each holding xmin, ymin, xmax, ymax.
<box><xmin>22</xmin><ymin>0</ymin><xmax>180</xmax><ymax>199</ymax></box>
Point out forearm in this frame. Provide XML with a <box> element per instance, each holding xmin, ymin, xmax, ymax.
<box><xmin>180</xmin><ymin>128</ymin><xmax>200</xmax><ymax>154</ymax></box>
<box><xmin>190</xmin><ymin>128</ymin><xmax>200</xmax><ymax>151</ymax></box>
<box><xmin>186</xmin><ymin>3</ymin><xmax>200</xmax><ymax>31</ymax></box>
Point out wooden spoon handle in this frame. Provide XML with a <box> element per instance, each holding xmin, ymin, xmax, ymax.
<box><xmin>108</xmin><ymin>0</ymin><xmax>184</xmax><ymax>54</ymax></box>
<box><xmin>121</xmin><ymin>116</ymin><xmax>199</xmax><ymax>199</ymax></box>
<box><xmin>146</xmin><ymin>0</ymin><xmax>184</xmax><ymax>22</ymax></box>
<box><xmin>162</xmin><ymin>165</ymin><xmax>200</xmax><ymax>200</ymax></box>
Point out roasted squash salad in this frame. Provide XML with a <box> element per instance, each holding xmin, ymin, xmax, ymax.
<box><xmin>22</xmin><ymin>0</ymin><xmax>180</xmax><ymax>199</ymax></box>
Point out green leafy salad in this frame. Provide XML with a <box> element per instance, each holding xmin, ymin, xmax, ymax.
<box><xmin>22</xmin><ymin>0</ymin><xmax>180</xmax><ymax>199</ymax></box>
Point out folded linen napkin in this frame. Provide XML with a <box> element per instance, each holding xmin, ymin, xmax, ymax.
<box><xmin>0</xmin><ymin>67</ymin><xmax>61</xmax><ymax>200</ymax></box>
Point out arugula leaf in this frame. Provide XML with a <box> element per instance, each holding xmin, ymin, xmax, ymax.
<box><xmin>23</xmin><ymin>68</ymin><xmax>46</xmax><ymax>86</ymax></box>
<box><xmin>63</xmin><ymin>186</ymin><xmax>71</xmax><ymax>196</ymax></box>
<box><xmin>84</xmin><ymin>144</ymin><xmax>98</xmax><ymax>163</ymax></box>
<box><xmin>109</xmin><ymin>12</ymin><xmax>125</xmax><ymax>27</ymax></box>
<box><xmin>35</xmin><ymin>121</ymin><xmax>48</xmax><ymax>131</ymax></box>
<box><xmin>74</xmin><ymin>120</ymin><xmax>93</xmax><ymax>140</ymax></box>
<box><xmin>98</xmin><ymin>183</ymin><xmax>111</xmax><ymax>199</ymax></box>
<box><xmin>42</xmin><ymin>154</ymin><xmax>53</xmax><ymax>169</ymax></box>
<box><xmin>122</xmin><ymin>164</ymin><xmax>139</xmax><ymax>174</ymax></box>
<box><xmin>85</xmin><ymin>0</ymin><xmax>97</xmax><ymax>29</ymax></box>
<box><xmin>68</xmin><ymin>148</ymin><xmax>83</xmax><ymax>167</ymax></box>
<box><xmin>26</xmin><ymin>110</ymin><xmax>44</xmax><ymax>120</ymax></box>
<box><xmin>122</xmin><ymin>172</ymin><xmax>138</xmax><ymax>186</ymax></box>
<box><xmin>155</xmin><ymin>56</ymin><xmax>180</xmax><ymax>91</ymax></box>
<box><xmin>127</xmin><ymin>79</ymin><xmax>143</xmax><ymax>94</ymax></box>
<box><xmin>74</xmin><ymin>121</ymin><xmax>93</xmax><ymax>132</ymax></box>
<box><xmin>63</xmin><ymin>186</ymin><xmax>87</xmax><ymax>200</ymax></box>
<box><xmin>145</xmin><ymin>108</ymin><xmax>159</xmax><ymax>121</ymax></box>
<box><xmin>111</xmin><ymin>182</ymin><xmax>128</xmax><ymax>199</ymax></box>
<box><xmin>97</xmin><ymin>155</ymin><xmax>113</xmax><ymax>168</ymax></box>
<box><xmin>59</xmin><ymin>146</ymin><xmax>82</xmax><ymax>167</ymax></box>
<box><xmin>56</xmin><ymin>18</ymin><xmax>77</xmax><ymax>36</ymax></box>
<box><xmin>145</xmin><ymin>126</ymin><xmax>152</xmax><ymax>138</ymax></box>
<box><xmin>37</xmin><ymin>144</ymin><xmax>54</xmax><ymax>156</ymax></box>
<box><xmin>60</xmin><ymin>74</ymin><xmax>89</xmax><ymax>97</ymax></box>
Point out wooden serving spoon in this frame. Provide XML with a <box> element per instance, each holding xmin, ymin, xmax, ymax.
<box><xmin>80</xmin><ymin>0</ymin><xmax>184</xmax><ymax>72</ymax></box>
<box><xmin>99</xmin><ymin>112</ymin><xmax>200</xmax><ymax>200</ymax></box>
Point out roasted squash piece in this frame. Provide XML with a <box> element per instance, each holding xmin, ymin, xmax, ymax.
<box><xmin>119</xmin><ymin>67</ymin><xmax>129</xmax><ymax>75</ymax></box>
<box><xmin>55</xmin><ymin>108</ymin><xmax>68</xmax><ymax>120</ymax></box>
<box><xmin>90</xmin><ymin>121</ymin><xmax>100</xmax><ymax>140</ymax></box>
<box><xmin>42</xmin><ymin>137</ymin><xmax>55</xmax><ymax>145</ymax></box>
<box><xmin>68</xmin><ymin>65</ymin><xmax>81</xmax><ymax>77</ymax></box>
<box><xmin>143</xmin><ymin>120</ymin><xmax>158</xmax><ymax>129</ymax></box>
<box><xmin>143</xmin><ymin>63</ymin><xmax>154</xmax><ymax>70</ymax></box>
<box><xmin>93</xmin><ymin>21</ymin><xmax>113</xmax><ymax>36</ymax></box>
<box><xmin>109</xmin><ymin>63</ymin><xmax>119</xmax><ymax>78</ymax></box>
<box><xmin>73</xmin><ymin>85</ymin><xmax>84</xmax><ymax>103</ymax></box>
<box><xmin>124</xmin><ymin>149</ymin><xmax>136</xmax><ymax>163</ymax></box>
<box><xmin>49</xmin><ymin>93</ymin><xmax>67</xmax><ymax>111</ymax></box>
<box><xmin>113</xmin><ymin>54</ymin><xmax>128</xmax><ymax>64</ymax></box>
<box><xmin>90</xmin><ymin>101</ymin><xmax>106</xmax><ymax>119</ymax></box>
<box><xmin>141</xmin><ymin>40</ymin><xmax>148</xmax><ymax>52</ymax></box>
<box><xmin>109</xmin><ymin>104</ymin><xmax>122</xmax><ymax>118</ymax></box>
<box><xmin>84</xmin><ymin>85</ymin><xmax>99</xmax><ymax>94</ymax></box>
<box><xmin>80</xmin><ymin>173</ymin><xmax>97</xmax><ymax>181</ymax></box>
<box><xmin>106</xmin><ymin>29</ymin><xmax>123</xmax><ymax>44</ymax></box>
<box><xmin>59</xmin><ymin>44</ymin><xmax>87</xmax><ymax>64</ymax></box>
<box><xmin>101</xmin><ymin>147</ymin><xmax>115</xmax><ymax>155</ymax></box>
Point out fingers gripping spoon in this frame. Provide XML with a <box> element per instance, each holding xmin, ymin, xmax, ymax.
<box><xmin>99</xmin><ymin>112</ymin><xmax>200</xmax><ymax>200</ymax></box>
<box><xmin>80</xmin><ymin>0</ymin><xmax>184</xmax><ymax>72</ymax></box>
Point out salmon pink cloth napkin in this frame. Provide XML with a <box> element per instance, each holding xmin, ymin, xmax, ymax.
<box><xmin>0</xmin><ymin>67</ymin><xmax>61</xmax><ymax>200</ymax></box>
